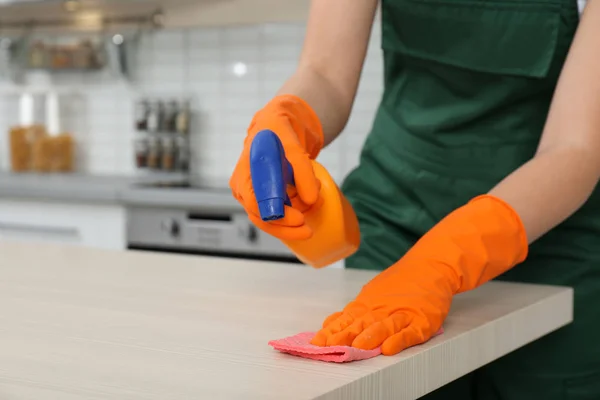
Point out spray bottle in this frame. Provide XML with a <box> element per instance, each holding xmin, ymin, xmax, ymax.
<box><xmin>250</xmin><ymin>129</ymin><xmax>360</xmax><ymax>268</ymax></box>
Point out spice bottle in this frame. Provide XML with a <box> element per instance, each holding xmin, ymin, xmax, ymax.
<box><xmin>135</xmin><ymin>138</ymin><xmax>149</xmax><ymax>168</ymax></box>
<box><xmin>147</xmin><ymin>138</ymin><xmax>161</xmax><ymax>169</ymax></box>
<box><xmin>175</xmin><ymin>100</ymin><xmax>190</xmax><ymax>134</ymax></box>
<box><xmin>165</xmin><ymin>100</ymin><xmax>178</xmax><ymax>133</ymax></box>
<box><xmin>51</xmin><ymin>45</ymin><xmax>71</xmax><ymax>69</ymax></box>
<box><xmin>73</xmin><ymin>40</ymin><xmax>94</xmax><ymax>69</ymax></box>
<box><xmin>159</xmin><ymin>101</ymin><xmax>172</xmax><ymax>133</ymax></box>
<box><xmin>146</xmin><ymin>101</ymin><xmax>160</xmax><ymax>133</ymax></box>
<box><xmin>176</xmin><ymin>137</ymin><xmax>190</xmax><ymax>171</ymax></box>
<box><xmin>29</xmin><ymin>41</ymin><xmax>47</xmax><ymax>68</ymax></box>
<box><xmin>135</xmin><ymin>99</ymin><xmax>149</xmax><ymax>131</ymax></box>
<box><xmin>161</xmin><ymin>138</ymin><xmax>175</xmax><ymax>171</ymax></box>
<box><xmin>155</xmin><ymin>101</ymin><xmax>166</xmax><ymax>132</ymax></box>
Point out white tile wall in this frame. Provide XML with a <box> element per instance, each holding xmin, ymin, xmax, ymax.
<box><xmin>0</xmin><ymin>21</ymin><xmax>384</xmax><ymax>187</ymax></box>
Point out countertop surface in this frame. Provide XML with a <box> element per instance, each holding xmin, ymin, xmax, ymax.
<box><xmin>0</xmin><ymin>172</ymin><xmax>240</xmax><ymax>211</ymax></box>
<box><xmin>0</xmin><ymin>172</ymin><xmax>135</xmax><ymax>203</ymax></box>
<box><xmin>0</xmin><ymin>242</ymin><xmax>573</xmax><ymax>400</ymax></box>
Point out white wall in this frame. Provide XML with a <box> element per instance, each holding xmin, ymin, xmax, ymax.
<box><xmin>0</xmin><ymin>20</ymin><xmax>384</xmax><ymax>187</ymax></box>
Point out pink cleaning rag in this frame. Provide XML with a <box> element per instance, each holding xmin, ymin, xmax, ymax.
<box><xmin>269</xmin><ymin>328</ymin><xmax>444</xmax><ymax>363</ymax></box>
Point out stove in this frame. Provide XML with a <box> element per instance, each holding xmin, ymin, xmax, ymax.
<box><xmin>133</xmin><ymin>177</ymin><xmax>226</xmax><ymax>190</ymax></box>
<box><xmin>126</xmin><ymin>177</ymin><xmax>299</xmax><ymax>263</ymax></box>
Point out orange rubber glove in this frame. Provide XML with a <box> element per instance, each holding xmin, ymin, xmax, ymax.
<box><xmin>311</xmin><ymin>195</ymin><xmax>528</xmax><ymax>355</ymax></box>
<box><xmin>229</xmin><ymin>95</ymin><xmax>324</xmax><ymax>241</ymax></box>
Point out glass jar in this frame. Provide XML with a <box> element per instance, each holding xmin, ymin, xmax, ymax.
<box><xmin>135</xmin><ymin>138</ymin><xmax>149</xmax><ymax>168</ymax></box>
<box><xmin>175</xmin><ymin>137</ymin><xmax>190</xmax><ymax>172</ymax></box>
<box><xmin>164</xmin><ymin>100</ymin><xmax>179</xmax><ymax>133</ymax></box>
<box><xmin>161</xmin><ymin>138</ymin><xmax>175</xmax><ymax>171</ymax></box>
<box><xmin>146</xmin><ymin>101</ymin><xmax>160</xmax><ymax>133</ymax></box>
<box><xmin>72</xmin><ymin>40</ymin><xmax>94</xmax><ymax>69</ymax></box>
<box><xmin>147</xmin><ymin>138</ymin><xmax>161</xmax><ymax>169</ymax></box>
<box><xmin>135</xmin><ymin>99</ymin><xmax>149</xmax><ymax>131</ymax></box>
<box><xmin>156</xmin><ymin>101</ymin><xmax>166</xmax><ymax>132</ymax></box>
<box><xmin>175</xmin><ymin>100</ymin><xmax>190</xmax><ymax>134</ymax></box>
<box><xmin>29</xmin><ymin>41</ymin><xmax>47</xmax><ymax>68</ymax></box>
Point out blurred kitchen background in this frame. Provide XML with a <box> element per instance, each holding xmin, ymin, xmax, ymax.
<box><xmin>0</xmin><ymin>0</ymin><xmax>382</xmax><ymax>266</ymax></box>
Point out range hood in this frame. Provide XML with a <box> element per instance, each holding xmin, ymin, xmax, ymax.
<box><xmin>0</xmin><ymin>0</ymin><xmax>209</xmax><ymax>29</ymax></box>
<box><xmin>0</xmin><ymin>0</ymin><xmax>309</xmax><ymax>31</ymax></box>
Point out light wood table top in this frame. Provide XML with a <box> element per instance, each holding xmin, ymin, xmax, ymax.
<box><xmin>0</xmin><ymin>242</ymin><xmax>573</xmax><ymax>400</ymax></box>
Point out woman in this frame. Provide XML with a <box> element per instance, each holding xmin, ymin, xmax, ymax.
<box><xmin>229</xmin><ymin>0</ymin><xmax>600</xmax><ymax>397</ymax></box>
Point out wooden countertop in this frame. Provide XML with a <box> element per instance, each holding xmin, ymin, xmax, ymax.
<box><xmin>0</xmin><ymin>242</ymin><xmax>573</xmax><ymax>400</ymax></box>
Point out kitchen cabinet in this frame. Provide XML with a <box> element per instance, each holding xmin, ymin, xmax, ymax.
<box><xmin>0</xmin><ymin>199</ymin><xmax>126</xmax><ymax>250</ymax></box>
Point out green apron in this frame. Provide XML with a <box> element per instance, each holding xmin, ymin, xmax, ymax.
<box><xmin>342</xmin><ymin>0</ymin><xmax>600</xmax><ymax>397</ymax></box>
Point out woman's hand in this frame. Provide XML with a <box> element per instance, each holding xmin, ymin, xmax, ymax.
<box><xmin>229</xmin><ymin>95</ymin><xmax>324</xmax><ymax>241</ymax></box>
<box><xmin>311</xmin><ymin>195</ymin><xmax>528</xmax><ymax>355</ymax></box>
<box><xmin>311</xmin><ymin>260</ymin><xmax>453</xmax><ymax>355</ymax></box>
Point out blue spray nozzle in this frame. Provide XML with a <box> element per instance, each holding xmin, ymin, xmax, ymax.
<box><xmin>250</xmin><ymin>130</ymin><xmax>295</xmax><ymax>221</ymax></box>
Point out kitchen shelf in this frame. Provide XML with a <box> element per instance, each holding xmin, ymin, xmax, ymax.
<box><xmin>0</xmin><ymin>12</ymin><xmax>162</xmax><ymax>32</ymax></box>
<box><xmin>25</xmin><ymin>67</ymin><xmax>104</xmax><ymax>73</ymax></box>
<box><xmin>0</xmin><ymin>85</ymin><xmax>82</xmax><ymax>95</ymax></box>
